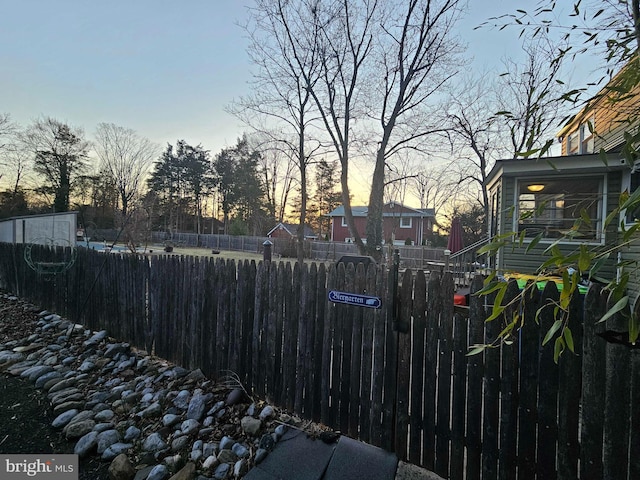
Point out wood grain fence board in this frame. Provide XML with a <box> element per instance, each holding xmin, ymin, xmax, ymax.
<box><xmin>174</xmin><ymin>256</ymin><xmax>186</xmax><ymax>366</ymax></box>
<box><xmin>228</xmin><ymin>259</ymin><xmax>242</xmax><ymax>374</ymax></box>
<box><xmin>304</xmin><ymin>263</ymin><xmax>318</xmax><ymax>418</ymax></box>
<box><xmin>370</xmin><ymin>265</ymin><xmax>387</xmax><ymax>447</ymax></box>
<box><xmin>630</xmin><ymin>343</ymin><xmax>640</xmax><ymax>480</ymax></box>
<box><xmin>537</xmin><ymin>281</ymin><xmax>560</xmax><ymax>480</ymax></box>
<box><xmin>273</xmin><ymin>263</ymin><xmax>286</xmax><ymax>406</ymax></box>
<box><xmin>409</xmin><ymin>270</ymin><xmax>427</xmax><ymax>465</ymax></box>
<box><xmin>157</xmin><ymin>256</ymin><xmax>170</xmax><ymax>361</ymax></box>
<box><xmin>517</xmin><ymin>283</ymin><xmax>541</xmax><ymax>480</ymax></box>
<box><xmin>339</xmin><ymin>263</ymin><xmax>356</xmax><ymax>432</ymax></box>
<box><xmin>498</xmin><ymin>280</ymin><xmax>521</xmax><ymax>480</ymax></box>
<box><xmin>234</xmin><ymin>261</ymin><xmax>246</xmax><ymax>378</ymax></box>
<box><xmin>290</xmin><ymin>263</ymin><xmax>302</xmax><ymax>409</ymax></box>
<box><xmin>332</xmin><ymin>262</ymin><xmax>346</xmax><ymax>431</ymax></box>
<box><xmin>312</xmin><ymin>263</ymin><xmax>327</xmax><ymax>422</ymax></box>
<box><xmin>423</xmin><ymin>270</ymin><xmax>441</xmax><ymax>471</ymax></box>
<box><xmin>283</xmin><ymin>262</ymin><xmax>297</xmax><ymax>411</ymax></box>
<box><xmin>199</xmin><ymin>258</ymin><xmax>215</xmax><ymax>376</ymax></box>
<box><xmin>181</xmin><ymin>256</ymin><xmax>191</xmax><ymax>367</ymax></box>
<box><xmin>215</xmin><ymin>259</ymin><xmax>229</xmax><ymax>374</ymax></box>
<box><xmin>266</xmin><ymin>262</ymin><xmax>278</xmax><ymax>402</ymax></box>
<box><xmin>251</xmin><ymin>261</ymin><xmax>266</xmax><ymax>397</ymax></box>
<box><xmin>481</xmin><ymin>286</ymin><xmax>500</xmax><ymax>480</ymax></box>
<box><xmin>359</xmin><ymin>264</ymin><xmax>376</xmax><ymax>444</ymax></box>
<box><xmin>242</xmin><ymin>260</ymin><xmax>257</xmax><ymax>386</ymax></box>
<box><xmin>450</xmin><ymin>309</ymin><xmax>468</xmax><ymax>480</ymax></box>
<box><xmin>557</xmin><ymin>288</ymin><xmax>583</xmax><ymax>480</ymax></box>
<box><xmin>294</xmin><ymin>264</ymin><xmax>308</xmax><ymax>414</ymax></box>
<box><xmin>322</xmin><ymin>264</ymin><xmax>337</xmax><ymax>426</ymax></box>
<box><xmin>603</xmin><ymin>292</ymin><xmax>631</xmax><ymax>480</ymax></box>
<box><xmin>348</xmin><ymin>263</ymin><xmax>365</xmax><ymax>438</ymax></box>
<box><xmin>395</xmin><ymin>268</ymin><xmax>413</xmax><ymax>460</ymax></box>
<box><xmin>148</xmin><ymin>256</ymin><xmax>161</xmax><ymax>357</ymax></box>
<box><xmin>381</xmin><ymin>262</ymin><xmax>399</xmax><ymax>452</ymax></box>
<box><xmin>435</xmin><ymin>272</ymin><xmax>454</xmax><ymax>478</ymax></box>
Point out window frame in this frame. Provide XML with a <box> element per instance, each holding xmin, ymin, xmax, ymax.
<box><xmin>399</xmin><ymin>216</ymin><xmax>412</xmax><ymax>229</ymax></box>
<box><xmin>514</xmin><ymin>174</ymin><xmax>606</xmax><ymax>245</ymax></box>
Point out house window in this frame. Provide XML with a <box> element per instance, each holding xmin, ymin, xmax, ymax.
<box><xmin>517</xmin><ymin>176</ymin><xmax>603</xmax><ymax>241</ymax></box>
<box><xmin>400</xmin><ymin>217</ymin><xmax>412</xmax><ymax>228</ymax></box>
<box><xmin>341</xmin><ymin>217</ymin><xmax>348</xmax><ymax>227</ymax></box>
<box><xmin>567</xmin><ymin>117</ymin><xmax>595</xmax><ymax>155</ymax></box>
<box><xmin>580</xmin><ymin>119</ymin><xmax>595</xmax><ymax>154</ymax></box>
<box><xmin>568</xmin><ymin>132</ymin><xmax>580</xmax><ymax>155</ymax></box>
<box><xmin>624</xmin><ymin>170</ymin><xmax>640</xmax><ymax>224</ymax></box>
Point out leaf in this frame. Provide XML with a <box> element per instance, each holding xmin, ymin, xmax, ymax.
<box><xmin>466</xmin><ymin>344</ymin><xmax>487</xmax><ymax>356</ymax></box>
<box><xmin>475</xmin><ymin>280</ymin><xmax>505</xmax><ymax>296</ymax></box>
<box><xmin>554</xmin><ymin>336</ymin><xmax>565</xmax><ymax>363</ymax></box>
<box><xmin>543</xmin><ymin>319</ymin><xmax>563</xmax><ymax>345</ymax></box>
<box><xmin>526</xmin><ymin>232</ymin><xmax>543</xmax><ymax>252</ymax></box>
<box><xmin>564</xmin><ymin>326</ymin><xmax>575</xmax><ymax>353</ymax></box>
<box><xmin>596</xmin><ymin>296</ymin><xmax>629</xmax><ymax>324</ymax></box>
<box><xmin>578</xmin><ymin>244</ymin><xmax>591</xmax><ymax>273</ymax></box>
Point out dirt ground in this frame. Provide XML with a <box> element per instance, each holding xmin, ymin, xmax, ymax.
<box><xmin>0</xmin><ymin>297</ymin><xmax>109</xmax><ymax>479</ymax></box>
<box><xmin>0</xmin><ymin>374</ymin><xmax>110</xmax><ymax>479</ymax></box>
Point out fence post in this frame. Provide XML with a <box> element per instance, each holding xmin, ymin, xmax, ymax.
<box><xmin>263</xmin><ymin>240</ymin><xmax>273</xmax><ymax>262</ymax></box>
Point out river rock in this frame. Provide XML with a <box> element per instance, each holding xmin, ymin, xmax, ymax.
<box><xmin>143</xmin><ymin>433</ymin><xmax>168</xmax><ymax>452</ymax></box>
<box><xmin>74</xmin><ymin>431</ymin><xmax>98</xmax><ymax>457</ymax></box>
<box><xmin>52</xmin><ymin>409</ymin><xmax>79</xmax><ymax>428</ymax></box>
<box><xmin>241</xmin><ymin>416</ymin><xmax>261</xmax><ymax>436</ymax></box>
<box><xmin>97</xmin><ymin>429</ymin><xmax>121</xmax><ymax>454</ymax></box>
<box><xmin>65</xmin><ymin>419</ymin><xmax>96</xmax><ymax>439</ymax></box>
<box><xmin>146</xmin><ymin>464</ymin><xmax>169</xmax><ymax>480</ymax></box>
<box><xmin>170</xmin><ymin>462</ymin><xmax>196</xmax><ymax>480</ymax></box>
<box><xmin>108</xmin><ymin>453</ymin><xmax>135</xmax><ymax>480</ymax></box>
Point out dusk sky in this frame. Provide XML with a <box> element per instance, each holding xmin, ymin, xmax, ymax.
<box><xmin>0</xmin><ymin>1</ymin><xmax>594</xmax><ymax>201</ymax></box>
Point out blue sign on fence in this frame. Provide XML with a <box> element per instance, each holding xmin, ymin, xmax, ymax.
<box><xmin>328</xmin><ymin>290</ymin><xmax>382</xmax><ymax>309</ymax></box>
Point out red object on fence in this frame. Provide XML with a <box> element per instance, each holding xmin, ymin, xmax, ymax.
<box><xmin>447</xmin><ymin>217</ymin><xmax>464</xmax><ymax>254</ymax></box>
<box><xmin>453</xmin><ymin>293</ymin><xmax>466</xmax><ymax>306</ymax></box>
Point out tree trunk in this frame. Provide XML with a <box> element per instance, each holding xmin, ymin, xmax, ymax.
<box><xmin>366</xmin><ymin>147</ymin><xmax>386</xmax><ymax>260</ymax></box>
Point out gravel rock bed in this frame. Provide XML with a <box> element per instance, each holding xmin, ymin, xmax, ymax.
<box><xmin>0</xmin><ymin>292</ymin><xmax>324</xmax><ymax>480</ymax></box>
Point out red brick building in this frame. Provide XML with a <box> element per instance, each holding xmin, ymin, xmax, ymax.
<box><xmin>326</xmin><ymin>202</ymin><xmax>435</xmax><ymax>245</ymax></box>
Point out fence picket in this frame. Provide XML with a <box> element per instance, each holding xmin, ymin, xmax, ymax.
<box><xmin>435</xmin><ymin>272</ymin><xmax>454</xmax><ymax>478</ymax></box>
<box><xmin>348</xmin><ymin>263</ymin><xmax>365</xmax><ymax>438</ymax></box>
<box><xmin>537</xmin><ymin>281</ymin><xmax>560</xmax><ymax>480</ymax></box>
<box><xmin>423</xmin><ymin>270</ymin><xmax>441</xmax><ymax>471</ymax></box>
<box><xmin>603</xmin><ymin>291</ymin><xmax>631</xmax><ymax>480</ymax></box>
<box><xmin>557</xmin><ymin>287</ymin><xmax>583</xmax><ymax>480</ymax></box>
<box><xmin>498</xmin><ymin>280</ymin><xmax>521</xmax><ymax>480</ymax></box>
<box><xmin>395</xmin><ymin>268</ymin><xmax>413</xmax><ymax>459</ymax></box>
<box><xmin>518</xmin><ymin>284</ymin><xmax>541</xmax><ymax>480</ymax></box>
<box><xmin>409</xmin><ymin>270</ymin><xmax>427</xmax><ymax>465</ymax></box>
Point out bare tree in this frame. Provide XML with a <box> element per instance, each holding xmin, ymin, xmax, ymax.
<box><xmin>300</xmin><ymin>0</ymin><xmax>382</xmax><ymax>253</ymax></box>
<box><xmin>236</xmin><ymin>0</ymin><xmax>325</xmax><ymax>264</ymax></box>
<box><xmin>446</xmin><ymin>75</ymin><xmax>505</xmax><ymax>226</ymax></box>
<box><xmin>497</xmin><ymin>40</ymin><xmax>567</xmax><ymax>158</ymax></box>
<box><xmin>94</xmin><ymin>123</ymin><xmax>158</xmax><ymax>220</ymax></box>
<box><xmin>257</xmin><ymin>145</ymin><xmax>297</xmax><ymax>223</ymax></box>
<box><xmin>365</xmin><ymin>0</ymin><xmax>464</xmax><ymax>255</ymax></box>
<box><xmin>411</xmin><ymin>162</ymin><xmax>459</xmax><ymax>225</ymax></box>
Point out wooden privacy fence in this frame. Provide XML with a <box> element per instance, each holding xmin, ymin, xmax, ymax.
<box><xmin>0</xmin><ymin>242</ymin><xmax>638</xmax><ymax>479</ymax></box>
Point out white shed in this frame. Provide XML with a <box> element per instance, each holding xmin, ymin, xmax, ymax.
<box><xmin>0</xmin><ymin>212</ymin><xmax>78</xmax><ymax>246</ymax></box>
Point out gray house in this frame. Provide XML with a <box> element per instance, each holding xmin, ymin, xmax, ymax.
<box><xmin>485</xmin><ymin>62</ymin><xmax>640</xmax><ymax>303</ymax></box>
